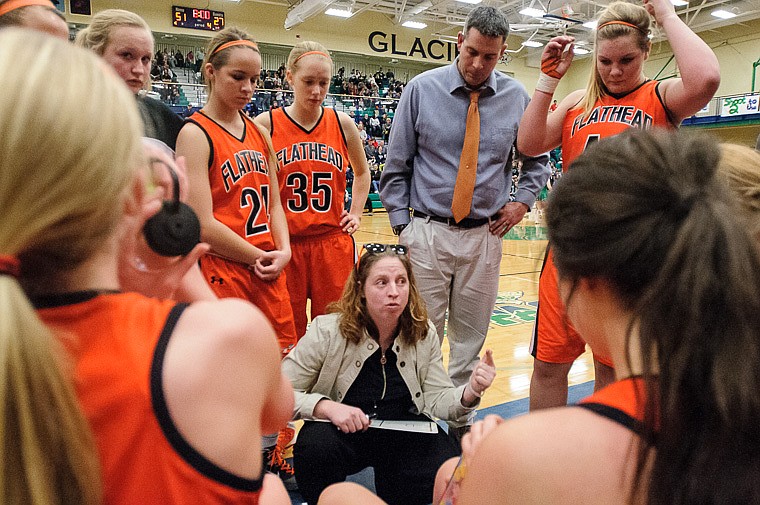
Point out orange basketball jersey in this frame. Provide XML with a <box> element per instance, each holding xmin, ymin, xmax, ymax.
<box><xmin>37</xmin><ymin>292</ymin><xmax>263</xmax><ymax>505</ymax></box>
<box><xmin>561</xmin><ymin>80</ymin><xmax>675</xmax><ymax>168</ymax></box>
<box><xmin>188</xmin><ymin>111</ymin><xmax>276</xmax><ymax>251</ymax></box>
<box><xmin>579</xmin><ymin>377</ymin><xmax>656</xmax><ymax>433</ymax></box>
<box><xmin>534</xmin><ymin>81</ymin><xmax>675</xmax><ymax>367</ymax></box>
<box><xmin>269</xmin><ymin>107</ymin><xmax>349</xmax><ymax>237</ymax></box>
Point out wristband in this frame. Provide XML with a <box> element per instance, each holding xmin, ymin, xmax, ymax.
<box><xmin>535</xmin><ymin>72</ymin><xmax>560</xmax><ymax>95</ymax></box>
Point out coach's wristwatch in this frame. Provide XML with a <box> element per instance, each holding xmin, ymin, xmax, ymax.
<box><xmin>392</xmin><ymin>224</ymin><xmax>408</xmax><ymax>236</ymax></box>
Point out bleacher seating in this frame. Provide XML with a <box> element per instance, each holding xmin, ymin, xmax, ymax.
<box><xmin>368</xmin><ymin>193</ymin><xmax>384</xmax><ymax>211</ymax></box>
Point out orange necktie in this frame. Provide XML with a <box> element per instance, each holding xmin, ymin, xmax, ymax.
<box><xmin>451</xmin><ymin>90</ymin><xmax>481</xmax><ymax>223</ymax></box>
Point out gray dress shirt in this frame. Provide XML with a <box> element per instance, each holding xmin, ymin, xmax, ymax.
<box><xmin>380</xmin><ymin>60</ymin><xmax>550</xmax><ymax>227</ymax></box>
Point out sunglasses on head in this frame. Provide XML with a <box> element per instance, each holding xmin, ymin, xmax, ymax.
<box><xmin>356</xmin><ymin>243</ymin><xmax>408</xmax><ymax>272</ymax></box>
<box><xmin>362</xmin><ymin>243</ymin><xmax>408</xmax><ymax>255</ymax></box>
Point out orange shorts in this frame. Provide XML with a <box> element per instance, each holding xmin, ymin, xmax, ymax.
<box><xmin>531</xmin><ymin>248</ymin><xmax>614</xmax><ymax>368</ymax></box>
<box><xmin>199</xmin><ymin>254</ymin><xmax>297</xmax><ymax>354</ymax></box>
<box><xmin>286</xmin><ymin>230</ymin><xmax>356</xmax><ymax>340</ymax></box>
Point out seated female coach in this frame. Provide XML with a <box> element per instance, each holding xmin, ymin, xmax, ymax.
<box><xmin>282</xmin><ymin>243</ymin><xmax>496</xmax><ymax>505</ymax></box>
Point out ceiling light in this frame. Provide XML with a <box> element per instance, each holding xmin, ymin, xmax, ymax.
<box><xmin>522</xmin><ymin>40</ymin><xmax>543</xmax><ymax>47</ymax></box>
<box><xmin>574</xmin><ymin>47</ymin><xmax>590</xmax><ymax>54</ymax></box>
<box><xmin>456</xmin><ymin>0</ymin><xmax>482</xmax><ymax>4</ymax></box>
<box><xmin>325</xmin><ymin>7</ymin><xmax>352</xmax><ymax>17</ymax></box>
<box><xmin>402</xmin><ymin>20</ymin><xmax>428</xmax><ymax>28</ymax></box>
<box><xmin>711</xmin><ymin>9</ymin><xmax>736</xmax><ymax>18</ymax></box>
<box><xmin>406</xmin><ymin>0</ymin><xmax>432</xmax><ymax>16</ymax></box>
<box><xmin>285</xmin><ymin>0</ymin><xmax>335</xmax><ymax>29</ymax></box>
<box><xmin>670</xmin><ymin>0</ymin><xmax>688</xmax><ymax>6</ymax></box>
<box><xmin>519</xmin><ymin>7</ymin><xmax>546</xmax><ymax>17</ymax></box>
<box><xmin>582</xmin><ymin>20</ymin><xmax>597</xmax><ymax>29</ymax></box>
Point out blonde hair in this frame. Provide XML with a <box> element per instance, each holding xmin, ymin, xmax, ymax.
<box><xmin>0</xmin><ymin>0</ymin><xmax>63</xmax><ymax>28</ymax></box>
<box><xmin>578</xmin><ymin>1</ymin><xmax>651</xmax><ymax>119</ymax></box>
<box><xmin>286</xmin><ymin>40</ymin><xmax>332</xmax><ymax>74</ymax></box>
<box><xmin>203</xmin><ymin>27</ymin><xmax>259</xmax><ymax>93</ymax></box>
<box><xmin>74</xmin><ymin>8</ymin><xmax>152</xmax><ymax>56</ymax></box>
<box><xmin>0</xmin><ymin>28</ymin><xmax>144</xmax><ymax>505</ymax></box>
<box><xmin>718</xmin><ymin>143</ymin><xmax>760</xmax><ymax>237</ymax></box>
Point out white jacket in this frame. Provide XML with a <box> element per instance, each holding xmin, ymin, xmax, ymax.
<box><xmin>282</xmin><ymin>313</ymin><xmax>478</xmax><ymax>426</ymax></box>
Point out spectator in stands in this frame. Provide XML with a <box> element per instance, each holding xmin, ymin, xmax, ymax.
<box><xmin>160</xmin><ymin>62</ymin><xmax>174</xmax><ymax>81</ymax></box>
<box><xmin>371</xmin><ymin>166</ymin><xmax>382</xmax><ymax>193</ymax></box>
<box><xmin>185</xmin><ymin>48</ymin><xmax>194</xmax><ymax>68</ymax></box>
<box><xmin>375</xmin><ymin>139</ymin><xmax>387</xmax><ymax>166</ymax></box>
<box><xmin>168</xmin><ymin>83</ymin><xmax>180</xmax><ymax>105</ymax></box>
<box><xmin>76</xmin><ymin>9</ymin><xmax>185</xmax><ymax>150</ymax></box>
<box><xmin>368</xmin><ymin>114</ymin><xmax>381</xmax><ymax>137</ymax></box>
<box><xmin>0</xmin><ymin>0</ymin><xmax>69</xmax><ymax>38</ymax></box>
<box><xmin>381</xmin><ymin>117</ymin><xmax>392</xmax><ymax>142</ymax></box>
<box><xmin>364</xmin><ymin>137</ymin><xmax>378</xmax><ymax>162</ymax></box>
<box><xmin>282</xmin><ymin>243</ymin><xmax>495</xmax><ymax>505</ymax></box>
<box><xmin>150</xmin><ymin>59</ymin><xmax>161</xmax><ymax>80</ymax></box>
<box><xmin>2</xmin><ymin>28</ymin><xmax>294</xmax><ymax>505</ymax></box>
<box><xmin>154</xmin><ymin>48</ymin><xmax>165</xmax><ymax>67</ymax></box>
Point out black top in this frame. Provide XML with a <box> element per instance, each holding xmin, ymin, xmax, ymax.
<box><xmin>138</xmin><ymin>95</ymin><xmax>185</xmax><ymax>151</ymax></box>
<box><xmin>343</xmin><ymin>346</ymin><xmax>425</xmax><ymax>421</ymax></box>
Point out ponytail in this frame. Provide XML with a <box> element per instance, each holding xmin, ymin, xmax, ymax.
<box><xmin>547</xmin><ymin>129</ymin><xmax>760</xmax><ymax>504</ymax></box>
<box><xmin>0</xmin><ymin>275</ymin><xmax>101</xmax><ymax>505</ymax></box>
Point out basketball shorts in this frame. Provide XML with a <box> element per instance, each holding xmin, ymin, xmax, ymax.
<box><xmin>286</xmin><ymin>230</ymin><xmax>356</xmax><ymax>340</ymax></box>
<box><xmin>531</xmin><ymin>247</ymin><xmax>614</xmax><ymax>368</ymax></box>
<box><xmin>199</xmin><ymin>254</ymin><xmax>297</xmax><ymax>354</ymax></box>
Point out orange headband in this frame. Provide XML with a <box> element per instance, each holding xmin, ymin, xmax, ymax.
<box><xmin>293</xmin><ymin>50</ymin><xmax>330</xmax><ymax>64</ymax></box>
<box><xmin>597</xmin><ymin>20</ymin><xmax>647</xmax><ymax>34</ymax></box>
<box><xmin>0</xmin><ymin>255</ymin><xmax>20</xmax><ymax>278</ymax></box>
<box><xmin>0</xmin><ymin>0</ymin><xmax>54</xmax><ymax>16</ymax></box>
<box><xmin>210</xmin><ymin>39</ymin><xmax>259</xmax><ymax>58</ymax></box>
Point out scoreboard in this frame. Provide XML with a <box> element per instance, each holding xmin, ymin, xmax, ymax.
<box><xmin>172</xmin><ymin>6</ymin><xmax>225</xmax><ymax>31</ymax></box>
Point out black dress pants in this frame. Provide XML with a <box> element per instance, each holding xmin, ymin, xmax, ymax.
<box><xmin>294</xmin><ymin>420</ymin><xmax>460</xmax><ymax>505</ymax></box>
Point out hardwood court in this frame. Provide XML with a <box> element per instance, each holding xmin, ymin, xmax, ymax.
<box><xmin>353</xmin><ymin>211</ymin><xmax>596</xmax><ymax>408</ymax></box>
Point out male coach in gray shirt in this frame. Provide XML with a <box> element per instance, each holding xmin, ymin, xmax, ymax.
<box><xmin>380</xmin><ymin>5</ymin><xmax>549</xmax><ymax>434</ymax></box>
